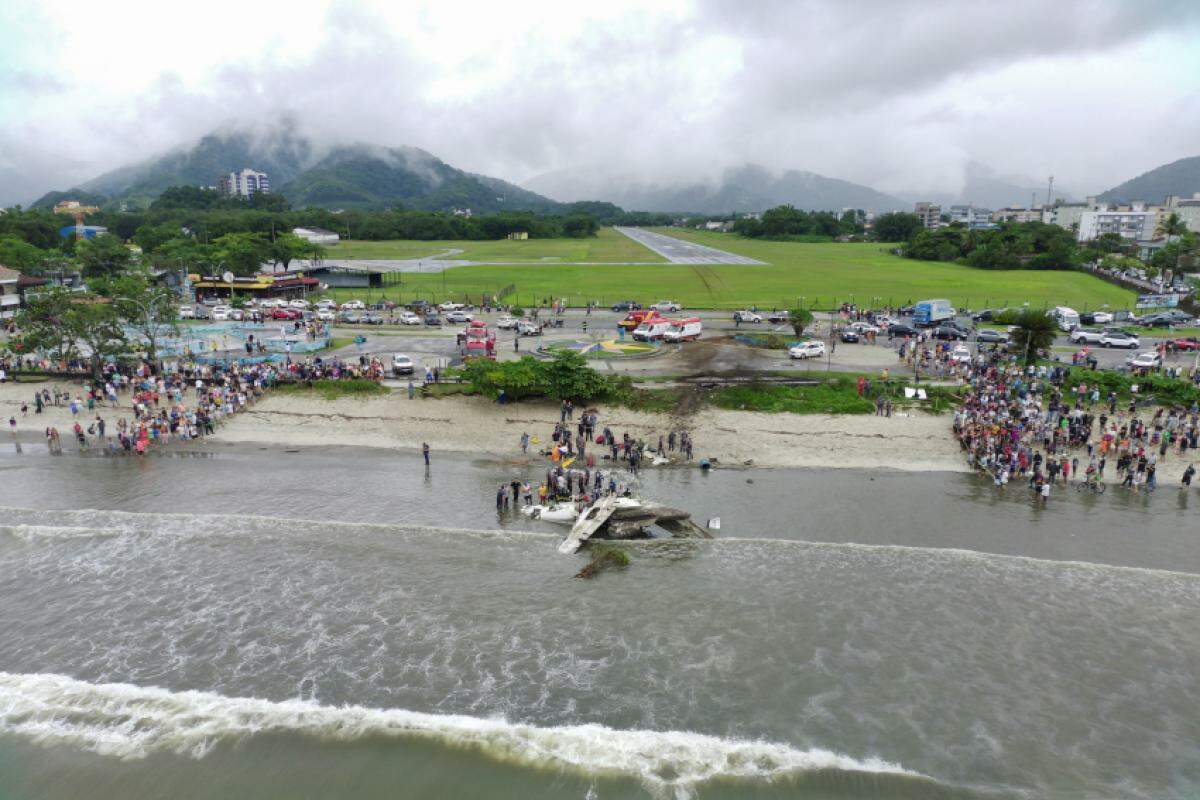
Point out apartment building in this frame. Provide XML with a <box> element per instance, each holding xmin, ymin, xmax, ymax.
<box><xmin>1076</xmin><ymin>204</ymin><xmax>1160</xmax><ymax>242</ymax></box>
<box><xmin>913</xmin><ymin>202</ymin><xmax>941</xmax><ymax>229</ymax></box>
<box><xmin>0</xmin><ymin>266</ymin><xmax>22</xmax><ymax>319</ymax></box>
<box><xmin>218</xmin><ymin>168</ymin><xmax>270</xmax><ymax>198</ymax></box>
<box><xmin>946</xmin><ymin>205</ymin><xmax>994</xmax><ymax>230</ymax></box>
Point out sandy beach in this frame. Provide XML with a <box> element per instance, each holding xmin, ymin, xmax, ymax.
<box><xmin>0</xmin><ymin>378</ymin><xmax>963</xmax><ymax>472</ymax></box>
<box><xmin>5</xmin><ymin>378</ymin><xmax>1195</xmax><ymax>485</ymax></box>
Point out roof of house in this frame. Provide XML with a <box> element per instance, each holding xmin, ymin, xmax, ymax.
<box><xmin>0</xmin><ymin>265</ymin><xmax>22</xmax><ymax>282</ymax></box>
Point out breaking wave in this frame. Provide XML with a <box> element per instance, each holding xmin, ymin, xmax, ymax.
<box><xmin>0</xmin><ymin>525</ymin><xmax>123</xmax><ymax>543</ymax></box>
<box><xmin>0</xmin><ymin>672</ymin><xmax>925</xmax><ymax>797</ymax></box>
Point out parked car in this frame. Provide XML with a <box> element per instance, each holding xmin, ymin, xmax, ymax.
<box><xmin>949</xmin><ymin>345</ymin><xmax>972</xmax><ymax>364</ymax></box>
<box><xmin>1100</xmin><ymin>330</ymin><xmax>1140</xmax><ymax>349</ymax></box>
<box><xmin>840</xmin><ymin>329</ymin><xmax>860</xmax><ymax>343</ymax></box>
<box><xmin>341</xmin><ymin>299</ymin><xmax>366</xmax><ymax>310</ymax></box>
<box><xmin>289</xmin><ymin>299</ymin><xmax>310</xmax><ymax>309</ymax></box>
<box><xmin>338</xmin><ymin>311</ymin><xmax>362</xmax><ymax>324</ymax></box>
<box><xmin>733</xmin><ymin>310</ymin><xmax>763</xmax><ymax>323</ymax></box>
<box><xmin>362</xmin><ymin>313</ymin><xmax>385</xmax><ymax>325</ymax></box>
<box><xmin>651</xmin><ymin>301</ymin><xmax>682</xmax><ymax>312</ymax></box>
<box><xmin>423</xmin><ymin>313</ymin><xmax>442</xmax><ymax>326</ymax></box>
<box><xmin>847</xmin><ymin>321</ymin><xmax>880</xmax><ymax>334</ymax></box>
<box><xmin>496</xmin><ymin>315</ymin><xmax>518</xmax><ymax>330</ymax></box>
<box><xmin>611</xmin><ymin>300</ymin><xmax>643</xmax><ymax>312</ymax></box>
<box><xmin>1068</xmin><ymin>328</ymin><xmax>1105</xmax><ymax>345</ymax></box>
<box><xmin>406</xmin><ymin>300</ymin><xmax>431</xmax><ymax>311</ymax></box>
<box><xmin>517</xmin><ymin>320</ymin><xmax>542</xmax><ymax>336</ymax></box>
<box><xmin>211</xmin><ymin>306</ymin><xmax>232</xmax><ymax>321</ymax></box>
<box><xmin>766</xmin><ymin>310</ymin><xmax>791</xmax><ymax>323</ymax></box>
<box><xmin>932</xmin><ymin>325</ymin><xmax>968</xmax><ymax>341</ymax></box>
<box><xmin>399</xmin><ymin>311</ymin><xmax>422</xmax><ymax>326</ymax></box>
<box><xmin>229</xmin><ymin>308</ymin><xmax>245</xmax><ymax>321</ymax></box>
<box><xmin>1085</xmin><ymin>311</ymin><xmax>1114</xmax><ymax>325</ymax></box>
<box><xmin>178</xmin><ymin>305</ymin><xmax>195</xmax><ymax>319</ymax></box>
<box><xmin>1166</xmin><ymin>337</ymin><xmax>1200</xmax><ymax>351</ymax></box>
<box><xmin>316</xmin><ymin>309</ymin><xmax>335</xmax><ymax>321</ymax></box>
<box><xmin>438</xmin><ymin>301</ymin><xmax>466</xmax><ymax>312</ymax></box>
<box><xmin>200</xmin><ymin>296</ymin><xmax>220</xmax><ymax>306</ymax></box>
<box><xmin>316</xmin><ymin>299</ymin><xmax>337</xmax><ymax>310</ymax></box>
<box><xmin>1126</xmin><ymin>351</ymin><xmax>1162</xmax><ymax>370</ymax></box>
<box><xmin>193</xmin><ymin>305</ymin><xmax>212</xmax><ymax>320</ymax></box>
<box><xmin>1139</xmin><ymin>313</ymin><xmax>1175</xmax><ymax>328</ymax></box>
<box><xmin>888</xmin><ymin>323</ymin><xmax>919</xmax><ymax>337</ymax></box>
<box><xmin>445</xmin><ymin>310</ymin><xmax>473</xmax><ymax>324</ymax></box>
<box><xmin>975</xmin><ymin>329</ymin><xmax>1009</xmax><ymax>344</ymax></box>
<box><xmin>788</xmin><ymin>340</ymin><xmax>826</xmax><ymax>359</ymax></box>
<box><xmin>391</xmin><ymin>353</ymin><xmax>415</xmax><ymax>376</ymax></box>
<box><xmin>971</xmin><ymin>308</ymin><xmax>1005</xmax><ymax>322</ymax></box>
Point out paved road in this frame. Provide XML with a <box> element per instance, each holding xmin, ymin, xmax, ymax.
<box><xmin>613</xmin><ymin>227</ymin><xmax>765</xmax><ymax>265</ymax></box>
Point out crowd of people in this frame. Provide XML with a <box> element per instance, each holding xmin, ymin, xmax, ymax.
<box><xmin>494</xmin><ymin>399</ymin><xmax>695</xmax><ymax>511</ymax></box>
<box><xmin>953</xmin><ymin>350</ymin><xmax>1200</xmax><ymax>499</ymax></box>
<box><xmin>7</xmin><ymin>359</ymin><xmax>282</xmax><ymax>456</ymax></box>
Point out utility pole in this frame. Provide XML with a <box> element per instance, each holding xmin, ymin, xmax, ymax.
<box><xmin>1046</xmin><ymin>176</ymin><xmax>1054</xmax><ymax>207</ymax></box>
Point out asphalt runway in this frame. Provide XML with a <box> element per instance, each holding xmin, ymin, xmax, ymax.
<box><xmin>613</xmin><ymin>226</ymin><xmax>765</xmax><ymax>264</ymax></box>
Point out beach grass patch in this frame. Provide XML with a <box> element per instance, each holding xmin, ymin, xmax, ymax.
<box><xmin>275</xmin><ymin>379</ymin><xmax>387</xmax><ymax>400</ymax></box>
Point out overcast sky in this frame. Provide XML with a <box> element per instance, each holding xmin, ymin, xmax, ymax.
<box><xmin>2</xmin><ymin>0</ymin><xmax>1199</xmax><ymax>205</ymax></box>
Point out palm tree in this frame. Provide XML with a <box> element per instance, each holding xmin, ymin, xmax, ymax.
<box><xmin>1156</xmin><ymin>212</ymin><xmax>1187</xmax><ymax>241</ymax></box>
<box><xmin>1009</xmin><ymin>308</ymin><xmax>1058</xmax><ymax>365</ymax></box>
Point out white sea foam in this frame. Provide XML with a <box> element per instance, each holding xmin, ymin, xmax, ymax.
<box><xmin>0</xmin><ymin>525</ymin><xmax>123</xmax><ymax>543</ymax></box>
<box><xmin>0</xmin><ymin>672</ymin><xmax>920</xmax><ymax>796</ymax></box>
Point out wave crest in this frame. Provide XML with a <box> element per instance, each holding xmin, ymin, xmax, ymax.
<box><xmin>0</xmin><ymin>672</ymin><xmax>921</xmax><ymax>795</ymax></box>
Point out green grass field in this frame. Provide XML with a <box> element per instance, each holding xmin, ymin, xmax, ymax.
<box><xmin>318</xmin><ymin>227</ymin><xmax>1135</xmax><ymax>311</ymax></box>
<box><xmin>331</xmin><ymin>227</ymin><xmax>664</xmax><ymax>263</ymax></box>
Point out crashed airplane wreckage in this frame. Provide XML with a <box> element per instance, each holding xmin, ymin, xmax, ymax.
<box><xmin>556</xmin><ymin>495</ymin><xmax>714</xmax><ymax>554</ymax></box>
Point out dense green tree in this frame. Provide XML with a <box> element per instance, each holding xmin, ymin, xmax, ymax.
<box><xmin>75</xmin><ymin>233</ymin><xmax>134</xmax><ymax>277</ymax></box>
<box><xmin>0</xmin><ymin>236</ymin><xmax>49</xmax><ymax>273</ymax></box>
<box><xmin>1008</xmin><ymin>309</ymin><xmax>1058</xmax><ymax>365</ymax></box>
<box><xmin>872</xmin><ymin>212</ymin><xmax>922</xmax><ymax>243</ymax></box>
<box><xmin>92</xmin><ymin>269</ymin><xmax>180</xmax><ymax>365</ymax></box>
<box><xmin>787</xmin><ymin>308</ymin><xmax>814</xmax><ymax>336</ymax></box>
<box><xmin>212</xmin><ymin>232</ymin><xmax>271</xmax><ymax>276</ymax></box>
<box><xmin>13</xmin><ymin>288</ymin><xmax>82</xmax><ymax>361</ymax></box>
<box><xmin>269</xmin><ymin>233</ymin><xmax>325</xmax><ymax>272</ymax></box>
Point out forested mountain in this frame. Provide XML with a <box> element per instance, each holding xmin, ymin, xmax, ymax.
<box><xmin>1098</xmin><ymin>156</ymin><xmax>1200</xmax><ymax>203</ymax></box>
<box><xmin>525</xmin><ymin>163</ymin><xmax>907</xmax><ymax>213</ymax></box>
<box><xmin>30</xmin><ymin>127</ymin><xmax>559</xmax><ymax>213</ymax></box>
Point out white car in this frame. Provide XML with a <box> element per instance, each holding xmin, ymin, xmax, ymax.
<box><xmin>316</xmin><ymin>309</ymin><xmax>335</xmax><ymax>321</ymax></box>
<box><xmin>399</xmin><ymin>311</ymin><xmax>422</xmax><ymax>326</ymax></box>
<box><xmin>652</xmin><ymin>301</ymin><xmax>682</xmax><ymax>312</ymax></box>
<box><xmin>289</xmin><ymin>299</ymin><xmax>310</xmax><ymax>309</ymax></box>
<box><xmin>1126</xmin><ymin>351</ymin><xmax>1162</xmax><ymax>369</ymax></box>
<box><xmin>178</xmin><ymin>305</ymin><xmax>195</xmax><ymax>319</ymax></box>
<box><xmin>1069</xmin><ymin>328</ymin><xmax>1104</xmax><ymax>345</ymax></box>
<box><xmin>848</xmin><ymin>321</ymin><xmax>880</xmax><ymax>334</ymax></box>
<box><xmin>1100</xmin><ymin>330</ymin><xmax>1140</xmax><ymax>349</ymax></box>
<box><xmin>734</xmin><ymin>310</ymin><xmax>763</xmax><ymax>323</ymax></box>
<box><xmin>1090</xmin><ymin>311</ymin><xmax>1113</xmax><ymax>324</ymax></box>
<box><xmin>517</xmin><ymin>320</ymin><xmax>542</xmax><ymax>336</ymax></box>
<box><xmin>438</xmin><ymin>301</ymin><xmax>465</xmax><ymax>312</ymax></box>
<box><xmin>211</xmin><ymin>306</ymin><xmax>232</xmax><ymax>321</ymax></box>
<box><xmin>445</xmin><ymin>310</ymin><xmax>474</xmax><ymax>324</ymax></box>
<box><xmin>341</xmin><ymin>299</ymin><xmax>366</xmax><ymax>310</ymax></box>
<box><xmin>316</xmin><ymin>298</ymin><xmax>337</xmax><ymax>309</ymax></box>
<box><xmin>391</xmin><ymin>353</ymin><xmax>415</xmax><ymax>376</ymax></box>
<box><xmin>230</xmin><ymin>308</ymin><xmax>245</xmax><ymax>321</ymax></box>
<box><xmin>788</xmin><ymin>340</ymin><xmax>826</xmax><ymax>359</ymax></box>
<box><xmin>496</xmin><ymin>315</ymin><xmax>518</xmax><ymax>330</ymax></box>
<box><xmin>949</xmin><ymin>345</ymin><xmax>972</xmax><ymax>364</ymax></box>
<box><xmin>257</xmin><ymin>298</ymin><xmax>283</xmax><ymax>308</ymax></box>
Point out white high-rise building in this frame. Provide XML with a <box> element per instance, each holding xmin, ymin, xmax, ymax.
<box><xmin>218</xmin><ymin>168</ymin><xmax>270</xmax><ymax>198</ymax></box>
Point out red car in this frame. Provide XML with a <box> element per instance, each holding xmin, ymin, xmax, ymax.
<box><xmin>270</xmin><ymin>307</ymin><xmax>302</xmax><ymax>320</ymax></box>
<box><xmin>1166</xmin><ymin>337</ymin><xmax>1200</xmax><ymax>352</ymax></box>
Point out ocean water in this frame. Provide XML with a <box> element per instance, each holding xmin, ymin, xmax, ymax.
<box><xmin>0</xmin><ymin>445</ymin><xmax>1197</xmax><ymax>798</ymax></box>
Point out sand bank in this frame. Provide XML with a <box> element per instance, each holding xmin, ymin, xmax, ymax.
<box><xmin>207</xmin><ymin>390</ymin><xmax>965</xmax><ymax>472</ymax></box>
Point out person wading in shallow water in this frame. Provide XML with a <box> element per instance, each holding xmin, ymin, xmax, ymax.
<box><xmin>423</xmin><ymin>442</ymin><xmax>430</xmax><ymax>466</ymax></box>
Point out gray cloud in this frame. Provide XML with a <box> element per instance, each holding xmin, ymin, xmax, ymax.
<box><xmin>3</xmin><ymin>0</ymin><xmax>1199</xmax><ymax>206</ymax></box>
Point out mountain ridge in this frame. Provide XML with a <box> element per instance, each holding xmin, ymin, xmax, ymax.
<box><xmin>1098</xmin><ymin>155</ymin><xmax>1200</xmax><ymax>204</ymax></box>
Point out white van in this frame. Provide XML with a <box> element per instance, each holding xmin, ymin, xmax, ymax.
<box><xmin>632</xmin><ymin>318</ymin><xmax>673</xmax><ymax>341</ymax></box>
<box><xmin>1051</xmin><ymin>306</ymin><xmax>1080</xmax><ymax>331</ymax></box>
<box><xmin>661</xmin><ymin>317</ymin><xmax>702</xmax><ymax>343</ymax></box>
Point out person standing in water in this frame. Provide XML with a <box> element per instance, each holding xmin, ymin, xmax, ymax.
<box><xmin>422</xmin><ymin>442</ymin><xmax>430</xmax><ymax>466</ymax></box>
